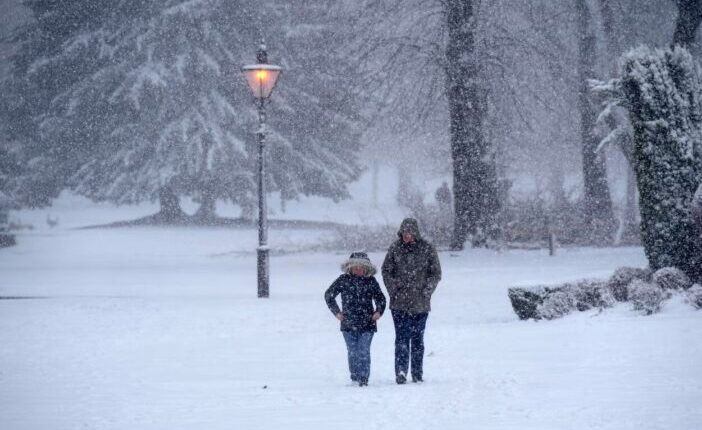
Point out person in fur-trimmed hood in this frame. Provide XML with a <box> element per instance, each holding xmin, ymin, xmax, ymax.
<box><xmin>324</xmin><ymin>252</ymin><xmax>386</xmax><ymax>386</ymax></box>
<box><xmin>382</xmin><ymin>217</ymin><xmax>441</xmax><ymax>384</ymax></box>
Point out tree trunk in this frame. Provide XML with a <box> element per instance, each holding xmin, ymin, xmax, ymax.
<box><xmin>193</xmin><ymin>192</ymin><xmax>217</xmax><ymax>222</ymax></box>
<box><xmin>624</xmin><ymin>164</ymin><xmax>638</xmax><ymax>233</ymax></box>
<box><xmin>241</xmin><ymin>200</ymin><xmax>255</xmax><ymax>221</ymax></box>
<box><xmin>600</xmin><ymin>0</ymin><xmax>639</xmax><ymax>240</ymax></box>
<box><xmin>396</xmin><ymin>163</ymin><xmax>413</xmax><ymax>208</ymax></box>
<box><xmin>577</xmin><ymin>0</ymin><xmax>615</xmax><ymax>243</ymax></box>
<box><xmin>371</xmin><ymin>161</ymin><xmax>379</xmax><ymax>207</ymax></box>
<box><xmin>673</xmin><ymin>0</ymin><xmax>702</xmax><ymax>48</ymax></box>
<box><xmin>445</xmin><ymin>0</ymin><xmax>495</xmax><ymax>250</ymax></box>
<box><xmin>599</xmin><ymin>0</ymin><xmax>618</xmax><ymax>65</ymax></box>
<box><xmin>157</xmin><ymin>186</ymin><xmax>187</xmax><ymax>223</ymax></box>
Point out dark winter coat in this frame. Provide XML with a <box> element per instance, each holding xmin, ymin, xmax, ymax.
<box><xmin>693</xmin><ymin>184</ymin><xmax>702</xmax><ymax>235</ymax></box>
<box><xmin>325</xmin><ymin>274</ymin><xmax>387</xmax><ymax>332</ymax></box>
<box><xmin>382</xmin><ymin>218</ymin><xmax>442</xmax><ymax>314</ymax></box>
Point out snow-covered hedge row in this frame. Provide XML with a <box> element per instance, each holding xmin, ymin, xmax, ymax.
<box><xmin>508</xmin><ymin>279</ymin><xmax>615</xmax><ymax>320</ymax></box>
<box><xmin>607</xmin><ymin>267</ymin><xmax>652</xmax><ymax>301</ymax></box>
<box><xmin>651</xmin><ymin>267</ymin><xmax>692</xmax><ymax>291</ymax></box>
<box><xmin>537</xmin><ymin>280</ymin><xmax>616</xmax><ymax>320</ymax></box>
<box><xmin>508</xmin><ymin>266</ymin><xmax>698</xmax><ymax>320</ymax></box>
<box><xmin>628</xmin><ymin>280</ymin><xmax>667</xmax><ymax>315</ymax></box>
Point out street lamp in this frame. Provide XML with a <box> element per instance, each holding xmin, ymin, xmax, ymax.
<box><xmin>242</xmin><ymin>43</ymin><xmax>282</xmax><ymax>298</ymax></box>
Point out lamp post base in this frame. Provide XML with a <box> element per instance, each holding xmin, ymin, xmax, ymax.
<box><xmin>257</xmin><ymin>247</ymin><xmax>270</xmax><ymax>298</ymax></box>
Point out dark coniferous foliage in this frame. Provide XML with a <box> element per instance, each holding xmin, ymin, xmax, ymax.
<box><xmin>672</xmin><ymin>0</ymin><xmax>702</xmax><ymax>49</ymax></box>
<box><xmin>600</xmin><ymin>47</ymin><xmax>702</xmax><ymax>281</ymax></box>
<box><xmin>1</xmin><ymin>0</ymin><xmax>362</xmax><ymax>218</ymax></box>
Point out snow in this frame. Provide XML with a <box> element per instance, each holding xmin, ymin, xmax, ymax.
<box><xmin>2</xmin><ymin>200</ymin><xmax>701</xmax><ymax>429</ymax></box>
<box><xmin>7</xmin><ymin>166</ymin><xmax>409</xmax><ymax>230</ymax></box>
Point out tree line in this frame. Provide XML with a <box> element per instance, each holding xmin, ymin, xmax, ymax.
<box><xmin>1</xmin><ymin>0</ymin><xmax>701</xmax><ymax>270</ymax></box>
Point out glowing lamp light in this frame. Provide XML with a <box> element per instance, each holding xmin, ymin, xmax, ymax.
<box><xmin>242</xmin><ymin>64</ymin><xmax>282</xmax><ymax>99</ymax></box>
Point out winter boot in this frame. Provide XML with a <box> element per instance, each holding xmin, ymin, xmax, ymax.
<box><xmin>396</xmin><ymin>372</ymin><xmax>407</xmax><ymax>385</ymax></box>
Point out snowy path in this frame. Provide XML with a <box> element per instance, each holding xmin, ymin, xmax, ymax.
<box><xmin>1</xmin><ymin>228</ymin><xmax>701</xmax><ymax>429</ymax></box>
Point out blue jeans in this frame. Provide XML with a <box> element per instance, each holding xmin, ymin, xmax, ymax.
<box><xmin>391</xmin><ymin>310</ymin><xmax>428</xmax><ymax>379</ymax></box>
<box><xmin>342</xmin><ymin>331</ymin><xmax>374</xmax><ymax>381</ymax></box>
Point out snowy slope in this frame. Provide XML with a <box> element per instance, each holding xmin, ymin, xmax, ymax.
<box><xmin>1</xmin><ymin>222</ymin><xmax>701</xmax><ymax>430</ymax></box>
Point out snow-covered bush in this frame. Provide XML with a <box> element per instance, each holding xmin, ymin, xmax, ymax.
<box><xmin>537</xmin><ymin>290</ymin><xmax>576</xmax><ymax>320</ymax></box>
<box><xmin>508</xmin><ymin>287</ymin><xmax>546</xmax><ymax>320</ymax></box>
<box><xmin>571</xmin><ymin>280</ymin><xmax>615</xmax><ymax>311</ymax></box>
<box><xmin>509</xmin><ymin>268</ymin><xmax>686</xmax><ymax>319</ymax></box>
<box><xmin>628</xmin><ymin>279</ymin><xmax>667</xmax><ymax>315</ymax></box>
<box><xmin>652</xmin><ymin>267</ymin><xmax>692</xmax><ymax>291</ymax></box>
<box><xmin>685</xmin><ymin>284</ymin><xmax>702</xmax><ymax>310</ymax></box>
<box><xmin>607</xmin><ymin>267</ymin><xmax>651</xmax><ymax>301</ymax></box>
<box><xmin>510</xmin><ymin>279</ymin><xmax>615</xmax><ymax>320</ymax></box>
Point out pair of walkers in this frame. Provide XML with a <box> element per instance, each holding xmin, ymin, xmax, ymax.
<box><xmin>324</xmin><ymin>218</ymin><xmax>442</xmax><ymax>386</ymax></box>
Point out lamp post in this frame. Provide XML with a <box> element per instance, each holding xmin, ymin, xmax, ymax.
<box><xmin>242</xmin><ymin>44</ymin><xmax>282</xmax><ymax>298</ymax></box>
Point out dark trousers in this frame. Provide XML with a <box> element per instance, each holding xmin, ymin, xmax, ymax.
<box><xmin>342</xmin><ymin>331</ymin><xmax>374</xmax><ymax>381</ymax></box>
<box><xmin>391</xmin><ymin>310</ymin><xmax>428</xmax><ymax>379</ymax></box>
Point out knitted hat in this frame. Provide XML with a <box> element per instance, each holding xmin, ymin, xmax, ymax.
<box><xmin>341</xmin><ymin>251</ymin><xmax>377</xmax><ymax>276</ymax></box>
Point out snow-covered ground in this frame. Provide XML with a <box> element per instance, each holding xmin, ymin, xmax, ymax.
<box><xmin>2</xmin><ymin>197</ymin><xmax>701</xmax><ymax>430</ymax></box>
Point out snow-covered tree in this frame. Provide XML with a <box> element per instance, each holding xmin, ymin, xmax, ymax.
<box><xmin>266</xmin><ymin>1</ymin><xmax>363</xmax><ymax>206</ymax></box>
<box><xmin>1</xmin><ymin>0</ymin><xmax>112</xmax><ymax>207</ymax></box>
<box><xmin>594</xmin><ymin>0</ymin><xmax>680</xmax><ymax>240</ymax></box>
<box><xmin>336</xmin><ymin>0</ymin><xmax>587</xmax><ymax>248</ymax></box>
<box><xmin>50</xmin><ymin>1</ymin><xmax>254</xmax><ymax>220</ymax></box>
<box><xmin>673</xmin><ymin>0</ymin><xmax>702</xmax><ymax>49</ymax></box>
<box><xmin>576</xmin><ymin>0</ymin><xmax>615</xmax><ymax>241</ymax></box>
<box><xmin>0</xmin><ymin>137</ymin><xmax>20</xmax><ymax>212</ymax></box>
<box><xmin>596</xmin><ymin>46</ymin><xmax>702</xmax><ymax>281</ymax></box>
<box><xmin>3</xmin><ymin>0</ymin><xmax>361</xmax><ymax>219</ymax></box>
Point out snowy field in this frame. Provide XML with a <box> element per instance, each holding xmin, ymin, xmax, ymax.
<box><xmin>2</xmin><ymin>206</ymin><xmax>702</xmax><ymax>429</ymax></box>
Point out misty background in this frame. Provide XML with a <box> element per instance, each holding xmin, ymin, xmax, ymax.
<box><xmin>0</xmin><ymin>0</ymin><xmax>697</xmax><ymax>249</ymax></box>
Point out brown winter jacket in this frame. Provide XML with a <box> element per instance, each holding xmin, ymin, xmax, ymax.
<box><xmin>693</xmin><ymin>184</ymin><xmax>702</xmax><ymax>236</ymax></box>
<box><xmin>382</xmin><ymin>218</ymin><xmax>442</xmax><ymax>314</ymax></box>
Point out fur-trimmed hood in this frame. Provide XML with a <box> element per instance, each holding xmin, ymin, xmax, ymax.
<box><xmin>341</xmin><ymin>252</ymin><xmax>377</xmax><ymax>276</ymax></box>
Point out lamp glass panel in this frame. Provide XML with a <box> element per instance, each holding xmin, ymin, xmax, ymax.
<box><xmin>244</xmin><ymin>68</ymin><xmax>281</xmax><ymax>99</ymax></box>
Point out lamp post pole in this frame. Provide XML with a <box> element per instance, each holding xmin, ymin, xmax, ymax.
<box><xmin>242</xmin><ymin>44</ymin><xmax>281</xmax><ymax>299</ymax></box>
<box><xmin>256</xmin><ymin>96</ymin><xmax>269</xmax><ymax>298</ymax></box>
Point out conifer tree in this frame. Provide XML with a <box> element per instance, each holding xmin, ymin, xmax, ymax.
<box><xmin>598</xmin><ymin>46</ymin><xmax>702</xmax><ymax>280</ymax></box>
<box><xmin>3</xmin><ymin>0</ymin><xmax>361</xmax><ymax>219</ymax></box>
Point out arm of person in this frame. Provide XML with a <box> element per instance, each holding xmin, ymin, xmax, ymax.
<box><xmin>692</xmin><ymin>184</ymin><xmax>702</xmax><ymax>231</ymax></box>
<box><xmin>425</xmin><ymin>245</ymin><xmax>442</xmax><ymax>296</ymax></box>
<box><xmin>381</xmin><ymin>246</ymin><xmax>398</xmax><ymax>296</ymax></box>
<box><xmin>371</xmin><ymin>277</ymin><xmax>387</xmax><ymax>319</ymax></box>
<box><xmin>324</xmin><ymin>277</ymin><xmax>343</xmax><ymax>318</ymax></box>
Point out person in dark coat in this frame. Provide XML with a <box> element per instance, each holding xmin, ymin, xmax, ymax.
<box><xmin>382</xmin><ymin>218</ymin><xmax>441</xmax><ymax>384</ymax></box>
<box><xmin>325</xmin><ymin>252</ymin><xmax>386</xmax><ymax>386</ymax></box>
